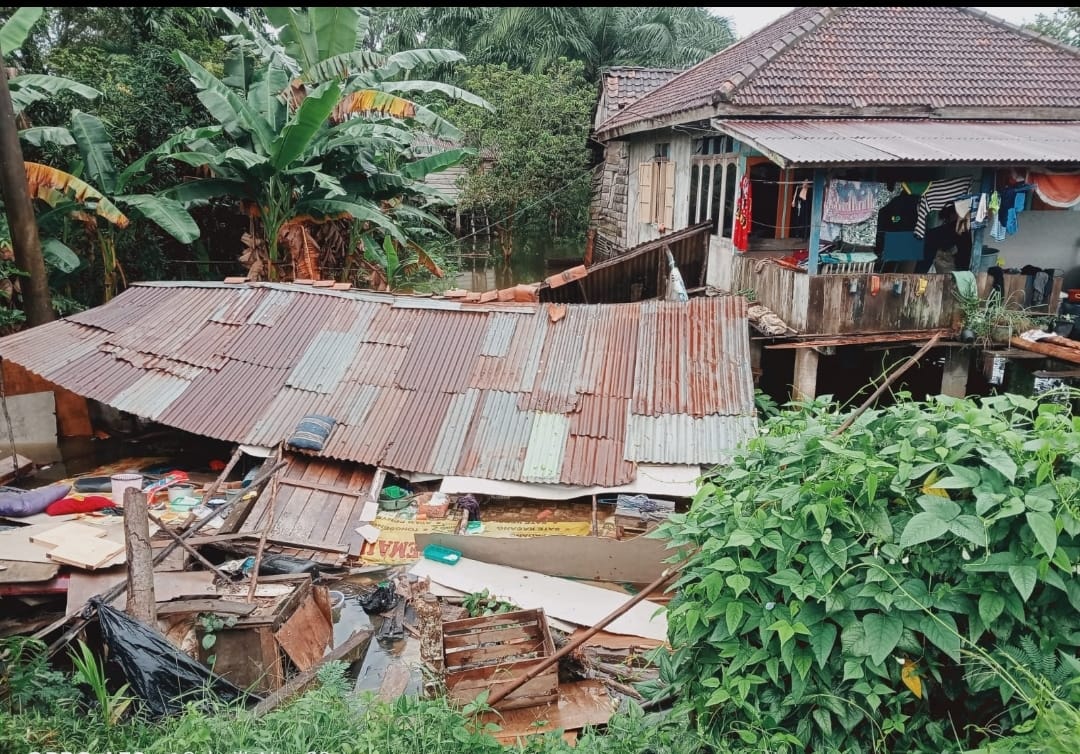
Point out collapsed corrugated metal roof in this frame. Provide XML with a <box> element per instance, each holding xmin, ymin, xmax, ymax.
<box><xmin>0</xmin><ymin>282</ymin><xmax>756</xmax><ymax>486</ymax></box>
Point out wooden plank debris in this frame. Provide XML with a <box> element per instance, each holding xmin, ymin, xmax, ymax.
<box><xmin>29</xmin><ymin>522</ymin><xmax>107</xmax><ymax>548</ymax></box>
<box><xmin>252</xmin><ymin>629</ymin><xmax>372</xmax><ymax>717</ymax></box>
<box><xmin>47</xmin><ymin>538</ymin><xmax>124</xmax><ymax>569</ymax></box>
<box><xmin>273</xmin><ymin>586</ymin><xmax>333</xmax><ymax>671</ymax></box>
<box><xmin>156</xmin><ymin>599</ymin><xmax>257</xmax><ymax>617</ymax></box>
<box><xmin>477</xmin><ymin>680</ymin><xmax>616</xmax><ymax>745</ymax></box>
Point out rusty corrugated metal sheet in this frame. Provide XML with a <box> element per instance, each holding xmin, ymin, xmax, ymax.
<box><xmin>0</xmin><ymin>282</ymin><xmax>756</xmax><ymax>487</ymax></box>
<box><xmin>715</xmin><ymin>119</ymin><xmax>1080</xmax><ymax>167</ymax></box>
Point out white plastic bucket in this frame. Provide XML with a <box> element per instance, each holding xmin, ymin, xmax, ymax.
<box><xmin>110</xmin><ymin>473</ymin><xmax>144</xmax><ymax>505</ymax></box>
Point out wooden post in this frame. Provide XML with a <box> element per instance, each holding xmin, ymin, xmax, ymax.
<box><xmin>750</xmin><ymin>339</ymin><xmax>764</xmax><ymax>386</ymax></box>
<box><xmin>122</xmin><ymin>488</ymin><xmax>156</xmax><ymax>625</ymax></box>
<box><xmin>941</xmin><ymin>347</ymin><xmax>971</xmax><ymax>397</ymax></box>
<box><xmin>591</xmin><ymin>494</ymin><xmax>598</xmax><ymax>537</ymax></box>
<box><xmin>416</xmin><ymin>592</ymin><xmax>444</xmax><ymax>676</ymax></box>
<box><xmin>792</xmin><ymin>348</ymin><xmax>820</xmax><ymax>401</ymax></box>
<box><xmin>246</xmin><ymin>470</ymin><xmax>281</xmax><ymax>603</ymax></box>
<box><xmin>807</xmin><ymin>169</ymin><xmax>826</xmax><ymax>276</ymax></box>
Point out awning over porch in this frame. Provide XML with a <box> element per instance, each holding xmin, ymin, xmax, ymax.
<box><xmin>710</xmin><ymin>119</ymin><xmax>1080</xmax><ymax>168</ymax></box>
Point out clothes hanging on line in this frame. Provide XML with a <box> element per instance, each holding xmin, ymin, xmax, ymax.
<box><xmin>838</xmin><ymin>184</ymin><xmax>902</xmax><ymax>247</ymax></box>
<box><xmin>733</xmin><ymin>174</ymin><xmax>752</xmax><ymax>251</ymax></box>
<box><xmin>914</xmin><ymin>176</ymin><xmax>974</xmax><ymax>239</ymax></box>
<box><xmin>822</xmin><ymin>180</ymin><xmax>889</xmax><ymax>224</ymax></box>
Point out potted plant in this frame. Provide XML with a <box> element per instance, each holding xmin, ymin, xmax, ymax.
<box><xmin>954</xmin><ymin>287</ymin><xmax>1038</xmax><ymax>348</ymax></box>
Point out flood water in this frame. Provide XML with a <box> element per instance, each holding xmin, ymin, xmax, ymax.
<box><xmin>440</xmin><ymin>234</ymin><xmax>586</xmax><ymax>292</ymax></box>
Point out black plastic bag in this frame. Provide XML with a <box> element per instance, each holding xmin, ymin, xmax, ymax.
<box><xmin>93</xmin><ymin>599</ymin><xmax>259</xmax><ymax>718</ymax></box>
<box><xmin>358</xmin><ymin>585</ymin><xmax>399</xmax><ymax>614</ymax></box>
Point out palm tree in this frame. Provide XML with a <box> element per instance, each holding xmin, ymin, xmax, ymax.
<box><xmin>165</xmin><ymin>7</ymin><xmax>489</xmax><ymax>283</ymax></box>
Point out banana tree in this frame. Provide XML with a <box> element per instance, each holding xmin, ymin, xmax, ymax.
<box><xmin>66</xmin><ymin>110</ymin><xmax>202</xmax><ymax>299</ymax></box>
<box><xmin>3</xmin><ymin>8</ymin><xmax>100</xmax><ymax>148</ymax></box>
<box><xmin>167</xmin><ymin>16</ymin><xmax>486</xmax><ymax>283</ymax></box>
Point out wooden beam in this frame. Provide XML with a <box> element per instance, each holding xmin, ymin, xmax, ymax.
<box><xmin>806</xmin><ymin>169</ymin><xmax>826</xmax><ymax>276</ymax></box>
<box><xmin>1009</xmin><ymin>336</ymin><xmax>1080</xmax><ymax>365</ymax></box>
<box><xmin>766</xmin><ymin>329</ymin><xmax>951</xmax><ymax>349</ymax></box>
<box><xmin>278</xmin><ymin>477</ymin><xmax>365</xmax><ymax>497</ymax></box>
<box><xmin>156</xmin><ymin>599</ymin><xmax>257</xmax><ymax>617</ymax></box>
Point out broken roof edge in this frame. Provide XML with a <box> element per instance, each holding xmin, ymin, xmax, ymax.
<box><xmin>438</xmin><ymin>464</ymin><xmax>703</xmax><ymax>501</ymax></box>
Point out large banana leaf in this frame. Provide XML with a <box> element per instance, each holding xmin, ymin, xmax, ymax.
<box><xmin>312</xmin><ymin>7</ymin><xmax>360</xmax><ymax>64</ymax></box>
<box><xmin>70</xmin><ymin>111</ymin><xmax>118</xmax><ymax>194</ymax></box>
<box><xmin>41</xmin><ymin>238</ymin><xmax>81</xmax><ymax>274</ymax></box>
<box><xmin>284</xmin><ymin>166</ymin><xmax>345</xmax><ymax>197</ymax></box>
<box><xmin>9</xmin><ymin>74</ymin><xmax>99</xmax><ymax>115</ymax></box>
<box><xmin>164</xmin><ymin>178</ymin><xmax>254</xmax><ymax>205</ymax></box>
<box><xmin>263</xmin><ymin>7</ymin><xmax>320</xmax><ymax>74</ymax></box>
<box><xmin>307</xmin><ymin>50</ymin><xmax>386</xmax><ymax>84</ymax></box>
<box><xmin>0</xmin><ymin>7</ymin><xmax>42</xmax><ymax>55</ymax></box>
<box><xmin>116</xmin><ymin>195</ymin><xmax>200</xmax><ymax>243</ymax></box>
<box><xmin>24</xmin><ymin>162</ymin><xmax>128</xmax><ymax>228</ymax></box>
<box><xmin>165</xmin><ymin>152</ymin><xmax>219</xmax><ymax>168</ymax></box>
<box><xmin>296</xmin><ymin>198</ymin><xmax>406</xmax><ymax>244</ymax></box>
<box><xmin>399</xmin><ymin>148</ymin><xmax>472</xmax><ymax>180</ymax></box>
<box><xmin>246</xmin><ymin>64</ymin><xmax>289</xmax><ymax>134</ymax></box>
<box><xmin>220</xmin><ymin>146</ymin><xmax>270</xmax><ymax>172</ymax></box>
<box><xmin>223</xmin><ymin>47</ymin><xmax>254</xmax><ymax>90</ymax></box>
<box><xmin>334</xmin><ymin>90</ymin><xmax>416</xmax><ymax>120</ymax></box>
<box><xmin>270</xmin><ymin>80</ymin><xmax>340</xmax><ymax>170</ymax></box>
<box><xmin>376</xmin><ymin>49</ymin><xmax>466</xmax><ymax>81</ymax></box>
<box><xmin>377</xmin><ymin>80</ymin><xmax>493</xmax><ymax>111</ymax></box>
<box><xmin>173</xmin><ymin>51</ymin><xmax>275</xmax><ymax>154</ymax></box>
<box><xmin>19</xmin><ymin>126</ymin><xmax>74</xmax><ymax>147</ymax></box>
<box><xmin>119</xmin><ymin>125</ymin><xmax>224</xmax><ymax>185</ymax></box>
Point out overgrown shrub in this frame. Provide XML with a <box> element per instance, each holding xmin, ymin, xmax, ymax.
<box><xmin>655</xmin><ymin>393</ymin><xmax>1080</xmax><ymax>753</ymax></box>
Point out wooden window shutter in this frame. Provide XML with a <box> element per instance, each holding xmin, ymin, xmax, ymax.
<box><xmin>638</xmin><ymin>163</ymin><xmax>654</xmax><ymax>223</ymax></box>
<box><xmin>662</xmin><ymin>160</ymin><xmax>676</xmax><ymax>228</ymax></box>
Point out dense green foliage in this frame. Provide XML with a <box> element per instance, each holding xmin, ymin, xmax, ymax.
<box><xmin>446</xmin><ymin>61</ymin><xmax>595</xmax><ymax>247</ymax></box>
<box><xmin>366</xmin><ymin>7</ymin><xmax>734</xmax><ymax>82</ymax></box>
<box><xmin>0</xmin><ymin>642</ymin><xmax>713</xmax><ymax>754</ymax></box>
<box><xmin>1028</xmin><ymin>8</ymin><xmax>1080</xmax><ymax>47</ymax></box>
<box><xmin>655</xmin><ymin>393</ymin><xmax>1080</xmax><ymax>752</ymax></box>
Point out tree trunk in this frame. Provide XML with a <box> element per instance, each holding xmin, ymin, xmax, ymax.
<box><xmin>123</xmin><ymin>488</ymin><xmax>157</xmax><ymax>625</ymax></box>
<box><xmin>0</xmin><ymin>54</ymin><xmax>51</xmax><ymax>327</ymax></box>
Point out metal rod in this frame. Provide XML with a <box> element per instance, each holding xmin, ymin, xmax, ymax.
<box><xmin>485</xmin><ymin>565</ymin><xmax>682</xmax><ymax>707</ymax></box>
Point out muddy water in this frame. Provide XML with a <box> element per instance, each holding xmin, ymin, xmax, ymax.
<box><xmin>332</xmin><ymin>576</ymin><xmax>425</xmax><ymax>698</ymax></box>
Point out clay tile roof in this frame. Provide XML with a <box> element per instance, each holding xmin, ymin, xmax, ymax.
<box><xmin>596</xmin><ymin>6</ymin><xmax>1080</xmax><ymax>138</ymax></box>
<box><xmin>596</xmin><ymin>66</ymin><xmax>683</xmax><ymax>123</ymax></box>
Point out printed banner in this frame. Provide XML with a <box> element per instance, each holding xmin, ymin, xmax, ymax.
<box><xmin>359</xmin><ymin>517</ymin><xmax>593</xmax><ymax>565</ymax></box>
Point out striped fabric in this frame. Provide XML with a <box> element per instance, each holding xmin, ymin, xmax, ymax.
<box><xmin>914</xmin><ymin>176</ymin><xmax>974</xmax><ymax>239</ymax></box>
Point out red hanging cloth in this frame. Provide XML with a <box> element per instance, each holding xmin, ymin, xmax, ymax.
<box><xmin>733</xmin><ymin>174</ymin><xmax>752</xmax><ymax>251</ymax></box>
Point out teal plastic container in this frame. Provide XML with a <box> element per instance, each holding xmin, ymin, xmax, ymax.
<box><xmin>422</xmin><ymin>544</ymin><xmax>461</xmax><ymax>565</ymax></box>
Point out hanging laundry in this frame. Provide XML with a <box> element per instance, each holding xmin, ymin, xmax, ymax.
<box><xmin>1030</xmin><ymin>171</ymin><xmax>1080</xmax><ymax>208</ymax></box>
<box><xmin>839</xmin><ymin>183</ymin><xmax>902</xmax><ymax>247</ymax></box>
<box><xmin>823</xmin><ymin>180</ymin><xmax>884</xmax><ymax>224</ymax></box>
<box><xmin>914</xmin><ymin>176</ymin><xmax>974</xmax><ymax>239</ymax></box>
<box><xmin>989</xmin><ymin>191</ymin><xmax>1005</xmax><ymax>241</ymax></box>
<box><xmin>733</xmin><ymin>174</ymin><xmax>752</xmax><ymax>252</ymax></box>
<box><xmin>791</xmin><ymin>180</ymin><xmax>811</xmax><ymax>238</ymax></box>
<box><xmin>972</xmin><ymin>193</ymin><xmax>988</xmax><ymax>229</ymax></box>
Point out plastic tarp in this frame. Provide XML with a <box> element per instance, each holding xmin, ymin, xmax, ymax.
<box><xmin>94</xmin><ymin>598</ymin><xmax>259</xmax><ymax>718</ymax></box>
